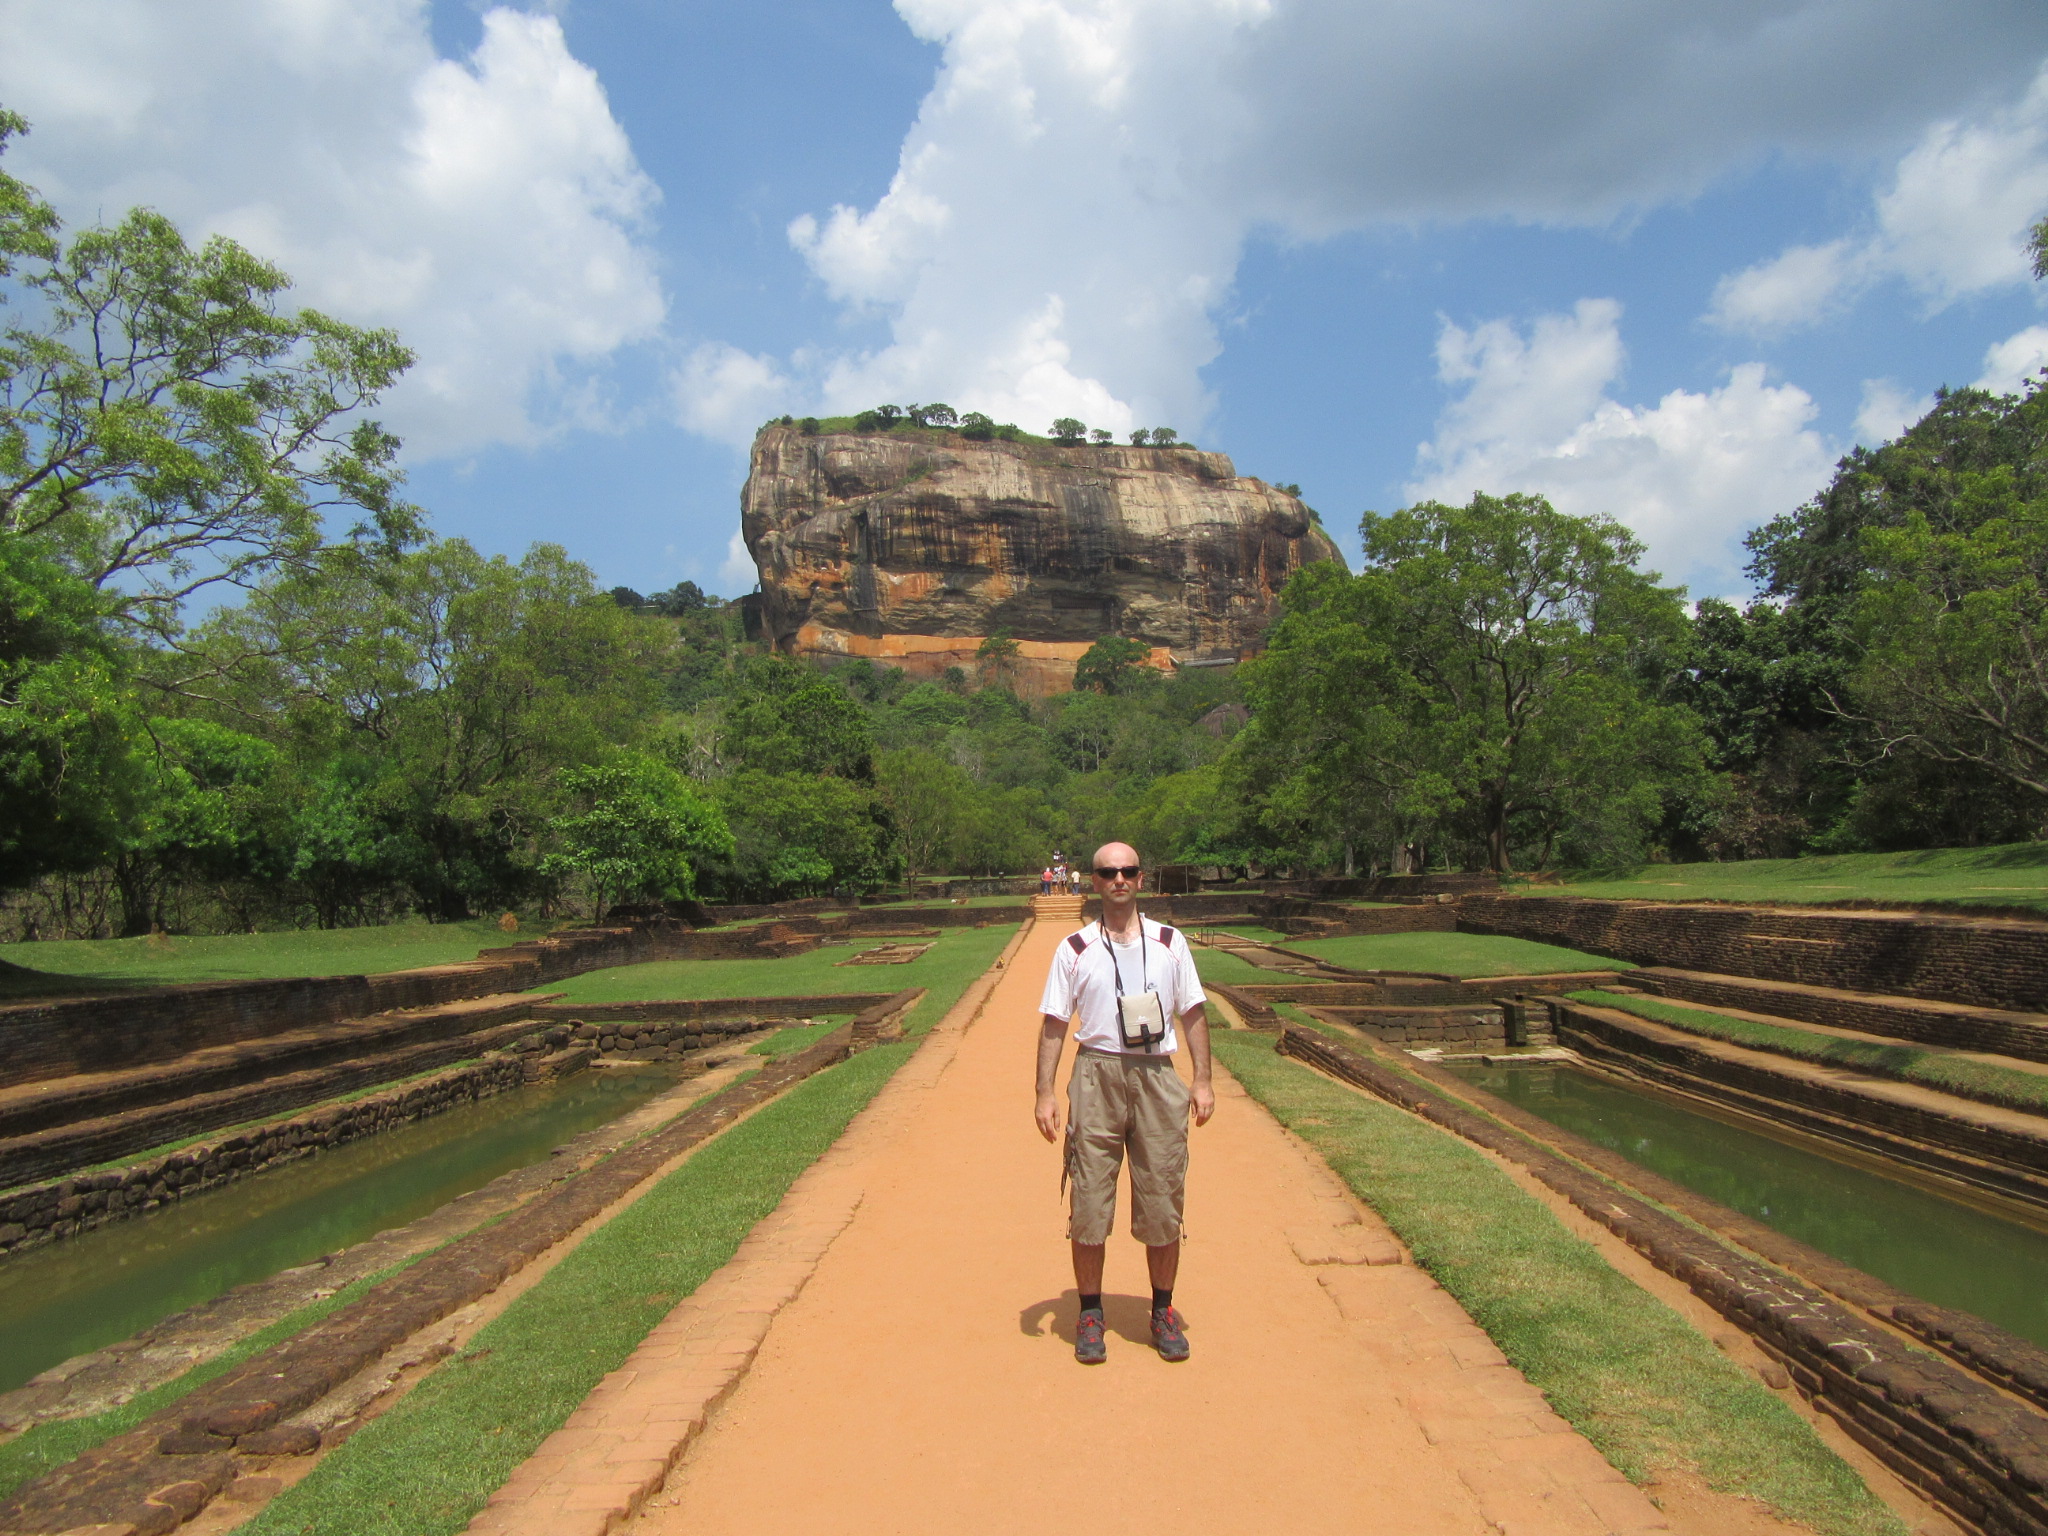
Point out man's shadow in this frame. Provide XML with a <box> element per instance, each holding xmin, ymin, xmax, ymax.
<box><xmin>1019</xmin><ymin>1291</ymin><xmax>1165</xmax><ymax>1347</ymax></box>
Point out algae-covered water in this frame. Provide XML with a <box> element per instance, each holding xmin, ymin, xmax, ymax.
<box><xmin>0</xmin><ymin>1066</ymin><xmax>679</xmax><ymax>1394</ymax></box>
<box><xmin>1447</xmin><ymin>1062</ymin><xmax>2048</xmax><ymax>1348</ymax></box>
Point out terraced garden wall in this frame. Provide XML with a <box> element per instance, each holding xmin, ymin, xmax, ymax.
<box><xmin>1457</xmin><ymin>894</ymin><xmax>2048</xmax><ymax>1012</ymax></box>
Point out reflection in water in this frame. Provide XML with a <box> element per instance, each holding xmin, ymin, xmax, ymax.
<box><xmin>0</xmin><ymin>1067</ymin><xmax>679</xmax><ymax>1393</ymax></box>
<box><xmin>1449</xmin><ymin>1063</ymin><xmax>2048</xmax><ymax>1349</ymax></box>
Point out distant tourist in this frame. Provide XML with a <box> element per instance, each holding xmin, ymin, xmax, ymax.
<box><xmin>1033</xmin><ymin>842</ymin><xmax>1213</xmax><ymax>1365</ymax></box>
<box><xmin>1040</xmin><ymin>865</ymin><xmax>1054</xmax><ymax>895</ymax></box>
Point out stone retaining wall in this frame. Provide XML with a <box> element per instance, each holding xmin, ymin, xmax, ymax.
<box><xmin>1275</xmin><ymin>1026</ymin><xmax>2048</xmax><ymax>1536</ymax></box>
<box><xmin>1458</xmin><ymin>895</ymin><xmax>2048</xmax><ymax>1013</ymax></box>
<box><xmin>0</xmin><ymin>1050</ymin><xmax>543</xmax><ymax>1259</ymax></box>
<box><xmin>527</xmin><ymin>994</ymin><xmax>891</xmax><ymax>1025</ymax></box>
<box><xmin>0</xmin><ymin>922</ymin><xmax>695</xmax><ymax>1094</ymax></box>
<box><xmin>0</xmin><ymin>1013</ymin><xmax>551</xmax><ymax>1192</ymax></box>
<box><xmin>1633</xmin><ymin>968</ymin><xmax>2048</xmax><ymax>1064</ymax></box>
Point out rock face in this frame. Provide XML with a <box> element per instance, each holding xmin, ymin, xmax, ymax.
<box><xmin>741</xmin><ymin>425</ymin><xmax>1342</xmax><ymax>693</ymax></box>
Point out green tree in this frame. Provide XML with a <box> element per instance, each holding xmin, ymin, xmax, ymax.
<box><xmin>1073</xmin><ymin>634</ymin><xmax>1152</xmax><ymax>694</ymax></box>
<box><xmin>709</xmin><ymin>770</ymin><xmax>897</xmax><ymax>898</ymax></box>
<box><xmin>874</xmin><ymin>747</ymin><xmax>975</xmax><ymax>872</ymax></box>
<box><xmin>975</xmin><ymin>628</ymin><xmax>1021</xmax><ymax>689</ymax></box>
<box><xmin>106</xmin><ymin>718</ymin><xmax>294</xmax><ymax>934</ymax></box>
<box><xmin>0</xmin><ymin>113</ymin><xmax>418</xmax><ymax>896</ymax></box>
<box><xmin>958</xmin><ymin>412</ymin><xmax>995</xmax><ymax>440</ymax></box>
<box><xmin>0</xmin><ymin>536</ymin><xmax>146</xmax><ymax>889</ymax></box>
<box><xmin>541</xmin><ymin>754</ymin><xmax>732</xmax><ymax>919</ymax></box>
<box><xmin>196</xmin><ymin>537</ymin><xmax>672</xmax><ymax>918</ymax></box>
<box><xmin>720</xmin><ymin>655</ymin><xmax>875</xmax><ymax>778</ymax></box>
<box><xmin>0</xmin><ymin>113</ymin><xmax>417</xmax><ymax>641</ymax></box>
<box><xmin>1049</xmin><ymin>417</ymin><xmax>1085</xmax><ymax>443</ymax></box>
<box><xmin>1241</xmin><ymin>494</ymin><xmax>1704</xmax><ymax>873</ymax></box>
<box><xmin>1843</xmin><ymin>493</ymin><xmax>2048</xmax><ymax>806</ymax></box>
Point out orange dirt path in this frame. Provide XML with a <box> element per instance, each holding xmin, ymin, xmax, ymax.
<box><xmin>614</xmin><ymin>919</ymin><xmax>1669</xmax><ymax>1536</ymax></box>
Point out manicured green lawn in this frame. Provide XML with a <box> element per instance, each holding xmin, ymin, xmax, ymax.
<box><xmin>1291</xmin><ymin>932</ymin><xmax>1628</xmax><ymax>977</ymax></box>
<box><xmin>869</xmin><ymin>894</ymin><xmax>1032</xmax><ymax>908</ymax></box>
<box><xmin>1572</xmin><ymin>990</ymin><xmax>2048</xmax><ymax>1115</ymax></box>
<box><xmin>0</xmin><ymin>919</ymin><xmax>550</xmax><ymax>992</ymax></box>
<box><xmin>1214</xmin><ymin>1033</ymin><xmax>1901</xmax><ymax>1536</ymax></box>
<box><xmin>237</xmin><ymin>1040</ymin><xmax>916</xmax><ymax>1536</ymax></box>
<box><xmin>1551</xmin><ymin>843</ymin><xmax>2048</xmax><ymax>912</ymax></box>
<box><xmin>538</xmin><ymin>921</ymin><xmax>1022</xmax><ymax>1036</ymax></box>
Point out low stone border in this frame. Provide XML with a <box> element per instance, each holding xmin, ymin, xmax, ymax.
<box><xmin>0</xmin><ymin>989</ymin><xmax>922</xmax><ymax>1536</ymax></box>
<box><xmin>526</xmin><ymin>994</ymin><xmax>893</xmax><ymax>1025</ymax></box>
<box><xmin>1276</xmin><ymin>1025</ymin><xmax>2048</xmax><ymax>1536</ymax></box>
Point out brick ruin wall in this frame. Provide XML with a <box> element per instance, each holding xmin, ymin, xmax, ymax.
<box><xmin>1457</xmin><ymin>894</ymin><xmax>2048</xmax><ymax>1014</ymax></box>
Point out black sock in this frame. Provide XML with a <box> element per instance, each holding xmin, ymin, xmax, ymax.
<box><xmin>1079</xmin><ymin>1292</ymin><xmax>1102</xmax><ymax>1313</ymax></box>
<box><xmin>1152</xmin><ymin>1288</ymin><xmax>1173</xmax><ymax>1312</ymax></box>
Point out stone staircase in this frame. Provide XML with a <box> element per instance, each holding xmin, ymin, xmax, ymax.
<box><xmin>0</xmin><ymin>993</ymin><xmax>554</xmax><ymax>1189</ymax></box>
<box><xmin>1030</xmin><ymin>894</ymin><xmax>1086</xmax><ymax>922</ymax></box>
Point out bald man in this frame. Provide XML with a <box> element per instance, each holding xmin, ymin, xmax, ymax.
<box><xmin>1035</xmin><ymin>841</ymin><xmax>1214</xmax><ymax>1363</ymax></box>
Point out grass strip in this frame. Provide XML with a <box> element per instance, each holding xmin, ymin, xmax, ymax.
<box><xmin>239</xmin><ymin>1039</ymin><xmax>915</xmax><ymax>1536</ymax></box>
<box><xmin>0</xmin><ymin>918</ymin><xmax>562</xmax><ymax>990</ymax></box>
<box><xmin>1571</xmin><ymin>990</ymin><xmax>2048</xmax><ymax>1116</ymax></box>
<box><xmin>539</xmin><ymin>920</ymin><xmax>1019</xmax><ymax>1025</ymax></box>
<box><xmin>749</xmin><ymin>1016</ymin><xmax>852</xmax><ymax>1056</ymax></box>
<box><xmin>1550</xmin><ymin>841</ymin><xmax>2048</xmax><ymax>913</ymax></box>
<box><xmin>1212</xmin><ymin>1031</ymin><xmax>1903</xmax><ymax>1536</ymax></box>
<box><xmin>0</xmin><ymin>1255</ymin><xmax>424</xmax><ymax>1501</ymax></box>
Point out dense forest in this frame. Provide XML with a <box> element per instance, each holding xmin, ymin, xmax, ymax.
<box><xmin>7</xmin><ymin>114</ymin><xmax>2048</xmax><ymax>938</ymax></box>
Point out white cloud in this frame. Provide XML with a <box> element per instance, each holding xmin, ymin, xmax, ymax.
<box><xmin>1409</xmin><ymin>301</ymin><xmax>1834</xmax><ymax>594</ymax></box>
<box><xmin>1708</xmin><ymin>241</ymin><xmax>1860</xmax><ymax>333</ymax></box>
<box><xmin>671</xmin><ymin>344</ymin><xmax>794</xmax><ymax>448</ymax></box>
<box><xmin>1710</xmin><ymin>64</ymin><xmax>2048</xmax><ymax>333</ymax></box>
<box><xmin>0</xmin><ymin>0</ymin><xmax>664</xmax><ymax>458</ymax></box>
<box><xmin>1852</xmin><ymin>379</ymin><xmax>1935</xmax><ymax>446</ymax></box>
<box><xmin>733</xmin><ymin>0</ymin><xmax>2047</xmax><ymax>443</ymax></box>
<box><xmin>717</xmin><ymin>528</ymin><xmax>758</xmax><ymax>595</ymax></box>
<box><xmin>1977</xmin><ymin>325</ymin><xmax>2048</xmax><ymax>397</ymax></box>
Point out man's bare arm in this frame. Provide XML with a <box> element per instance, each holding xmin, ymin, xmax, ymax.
<box><xmin>1181</xmin><ymin>1004</ymin><xmax>1216</xmax><ymax>1126</ymax></box>
<box><xmin>1034</xmin><ymin>1014</ymin><xmax>1068</xmax><ymax>1141</ymax></box>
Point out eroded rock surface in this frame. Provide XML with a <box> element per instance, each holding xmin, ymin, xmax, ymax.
<box><xmin>741</xmin><ymin>426</ymin><xmax>1342</xmax><ymax>692</ymax></box>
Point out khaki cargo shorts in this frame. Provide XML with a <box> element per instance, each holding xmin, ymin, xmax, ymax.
<box><xmin>1063</xmin><ymin>1047</ymin><xmax>1191</xmax><ymax>1246</ymax></box>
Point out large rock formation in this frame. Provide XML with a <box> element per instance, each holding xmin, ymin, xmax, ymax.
<box><xmin>740</xmin><ymin>424</ymin><xmax>1342</xmax><ymax>693</ymax></box>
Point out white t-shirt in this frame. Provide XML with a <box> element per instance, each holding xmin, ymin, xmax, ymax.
<box><xmin>1038</xmin><ymin>915</ymin><xmax>1207</xmax><ymax>1056</ymax></box>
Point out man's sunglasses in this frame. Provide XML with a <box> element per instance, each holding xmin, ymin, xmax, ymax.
<box><xmin>1093</xmin><ymin>865</ymin><xmax>1142</xmax><ymax>880</ymax></box>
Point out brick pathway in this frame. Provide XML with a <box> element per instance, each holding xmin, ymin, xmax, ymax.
<box><xmin>469</xmin><ymin>919</ymin><xmax>1674</xmax><ymax>1536</ymax></box>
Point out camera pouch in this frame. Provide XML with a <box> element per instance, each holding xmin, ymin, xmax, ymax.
<box><xmin>1116</xmin><ymin>989</ymin><xmax>1168</xmax><ymax>1050</ymax></box>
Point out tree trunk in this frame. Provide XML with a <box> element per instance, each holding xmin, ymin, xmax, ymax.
<box><xmin>1486</xmin><ymin>798</ymin><xmax>1514</xmax><ymax>874</ymax></box>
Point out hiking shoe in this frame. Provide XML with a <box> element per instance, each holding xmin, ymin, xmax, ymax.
<box><xmin>1075</xmin><ymin>1307</ymin><xmax>1107</xmax><ymax>1364</ymax></box>
<box><xmin>1151</xmin><ymin>1306</ymin><xmax>1190</xmax><ymax>1361</ymax></box>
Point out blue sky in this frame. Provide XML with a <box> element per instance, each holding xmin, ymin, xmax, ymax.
<box><xmin>5</xmin><ymin>0</ymin><xmax>2048</xmax><ymax>603</ymax></box>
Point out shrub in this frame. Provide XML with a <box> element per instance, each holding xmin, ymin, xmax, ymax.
<box><xmin>959</xmin><ymin>411</ymin><xmax>995</xmax><ymax>440</ymax></box>
<box><xmin>1130</xmin><ymin>429</ymin><xmax>1151</xmax><ymax>445</ymax></box>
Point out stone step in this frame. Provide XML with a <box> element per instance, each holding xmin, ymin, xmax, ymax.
<box><xmin>0</xmin><ymin>1009</ymin><xmax>556</xmax><ymax>1191</ymax></box>
<box><xmin>1633</xmin><ymin>967</ymin><xmax>2048</xmax><ymax>1064</ymax></box>
<box><xmin>0</xmin><ymin>993</ymin><xmax>544</xmax><ymax>1143</ymax></box>
<box><xmin>1030</xmin><ymin>895</ymin><xmax>1086</xmax><ymax>920</ymax></box>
